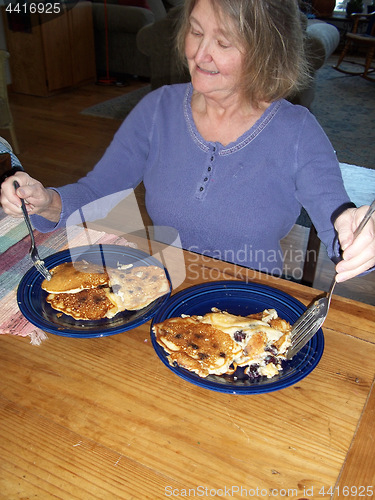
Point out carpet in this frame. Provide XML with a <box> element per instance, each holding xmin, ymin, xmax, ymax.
<box><xmin>311</xmin><ymin>56</ymin><xmax>375</xmax><ymax>170</ymax></box>
<box><xmin>81</xmin><ymin>57</ymin><xmax>375</xmax><ymax>169</ymax></box>
<box><xmin>82</xmin><ymin>85</ymin><xmax>151</xmax><ymax>120</ymax></box>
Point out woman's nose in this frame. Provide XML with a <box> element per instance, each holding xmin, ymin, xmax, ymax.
<box><xmin>194</xmin><ymin>39</ymin><xmax>213</xmax><ymax>63</ymax></box>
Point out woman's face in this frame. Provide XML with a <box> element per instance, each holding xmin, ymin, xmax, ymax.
<box><xmin>185</xmin><ymin>0</ymin><xmax>245</xmax><ymax>100</ymax></box>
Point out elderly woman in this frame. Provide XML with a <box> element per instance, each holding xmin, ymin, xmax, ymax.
<box><xmin>1</xmin><ymin>0</ymin><xmax>374</xmax><ymax>281</ymax></box>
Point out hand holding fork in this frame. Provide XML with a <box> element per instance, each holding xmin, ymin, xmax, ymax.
<box><xmin>14</xmin><ymin>181</ymin><xmax>52</xmax><ymax>281</ymax></box>
<box><xmin>287</xmin><ymin>199</ymin><xmax>375</xmax><ymax>359</ymax></box>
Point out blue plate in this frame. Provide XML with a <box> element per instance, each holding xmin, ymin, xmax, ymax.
<box><xmin>17</xmin><ymin>245</ymin><xmax>171</xmax><ymax>338</ymax></box>
<box><xmin>151</xmin><ymin>281</ymin><xmax>324</xmax><ymax>394</ymax></box>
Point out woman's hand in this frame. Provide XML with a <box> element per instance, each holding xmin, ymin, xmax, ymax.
<box><xmin>0</xmin><ymin>171</ymin><xmax>62</xmax><ymax>222</ymax></box>
<box><xmin>334</xmin><ymin>205</ymin><xmax>375</xmax><ymax>282</ymax></box>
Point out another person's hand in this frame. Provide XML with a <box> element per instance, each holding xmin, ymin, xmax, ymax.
<box><xmin>334</xmin><ymin>205</ymin><xmax>375</xmax><ymax>282</ymax></box>
<box><xmin>0</xmin><ymin>171</ymin><xmax>62</xmax><ymax>222</ymax></box>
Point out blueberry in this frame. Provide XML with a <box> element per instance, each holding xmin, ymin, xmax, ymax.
<box><xmin>234</xmin><ymin>330</ymin><xmax>246</xmax><ymax>342</ymax></box>
<box><xmin>249</xmin><ymin>363</ymin><xmax>260</xmax><ymax>372</ymax></box>
<box><xmin>188</xmin><ymin>343</ymin><xmax>199</xmax><ymax>350</ymax></box>
<box><xmin>247</xmin><ymin>364</ymin><xmax>260</xmax><ymax>380</ymax></box>
<box><xmin>265</xmin><ymin>345</ymin><xmax>278</xmax><ymax>356</ymax></box>
<box><xmin>264</xmin><ymin>355</ymin><xmax>278</xmax><ymax>365</ymax></box>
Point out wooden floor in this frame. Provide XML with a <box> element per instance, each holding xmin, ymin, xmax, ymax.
<box><xmin>2</xmin><ymin>79</ymin><xmax>374</xmax><ymax>305</ymax></box>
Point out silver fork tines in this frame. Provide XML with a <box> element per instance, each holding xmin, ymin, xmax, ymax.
<box><xmin>286</xmin><ymin>299</ymin><xmax>327</xmax><ymax>359</ymax></box>
<box><xmin>33</xmin><ymin>258</ymin><xmax>52</xmax><ymax>281</ymax></box>
<box><xmin>14</xmin><ymin>181</ymin><xmax>52</xmax><ymax>281</ymax></box>
<box><xmin>291</xmin><ymin>300</ymin><xmax>324</xmax><ymax>338</ymax></box>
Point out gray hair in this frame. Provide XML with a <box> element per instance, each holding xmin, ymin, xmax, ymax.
<box><xmin>175</xmin><ymin>0</ymin><xmax>311</xmax><ymax>103</ymax></box>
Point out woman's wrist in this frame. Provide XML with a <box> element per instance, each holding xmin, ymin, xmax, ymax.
<box><xmin>38</xmin><ymin>188</ymin><xmax>62</xmax><ymax>223</ymax></box>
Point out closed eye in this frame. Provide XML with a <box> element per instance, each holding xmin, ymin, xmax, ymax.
<box><xmin>218</xmin><ymin>40</ymin><xmax>231</xmax><ymax>48</ymax></box>
<box><xmin>189</xmin><ymin>21</ymin><xmax>202</xmax><ymax>37</ymax></box>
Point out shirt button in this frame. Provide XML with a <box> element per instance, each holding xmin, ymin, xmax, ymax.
<box><xmin>210</xmin><ymin>156</ymin><xmax>214</xmax><ymax>161</ymax></box>
<box><xmin>208</xmin><ymin>166</ymin><xmax>212</xmax><ymax>171</ymax></box>
<box><xmin>204</xmin><ymin>177</ymin><xmax>208</xmax><ymax>182</ymax></box>
<box><xmin>200</xmin><ymin>187</ymin><xmax>204</xmax><ymax>191</ymax></box>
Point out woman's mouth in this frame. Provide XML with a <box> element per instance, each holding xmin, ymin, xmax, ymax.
<box><xmin>197</xmin><ymin>65</ymin><xmax>219</xmax><ymax>75</ymax></box>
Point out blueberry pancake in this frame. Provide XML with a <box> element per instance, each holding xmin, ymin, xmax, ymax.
<box><xmin>153</xmin><ymin>315</ymin><xmax>243</xmax><ymax>377</ymax></box>
<box><xmin>153</xmin><ymin>308</ymin><xmax>291</xmax><ymax>379</ymax></box>
<box><xmin>46</xmin><ymin>287</ymin><xmax>117</xmax><ymax>320</ymax></box>
<box><xmin>106</xmin><ymin>265</ymin><xmax>170</xmax><ymax>312</ymax></box>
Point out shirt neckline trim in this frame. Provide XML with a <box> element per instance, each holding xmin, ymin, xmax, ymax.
<box><xmin>183</xmin><ymin>83</ymin><xmax>282</xmax><ymax>155</ymax></box>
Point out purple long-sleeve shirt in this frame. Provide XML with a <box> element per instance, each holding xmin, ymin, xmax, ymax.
<box><xmin>33</xmin><ymin>83</ymin><xmax>351</xmax><ymax>274</ymax></box>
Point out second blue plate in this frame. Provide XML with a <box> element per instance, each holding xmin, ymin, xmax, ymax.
<box><xmin>151</xmin><ymin>281</ymin><xmax>324</xmax><ymax>394</ymax></box>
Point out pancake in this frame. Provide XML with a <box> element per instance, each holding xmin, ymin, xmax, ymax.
<box><xmin>106</xmin><ymin>265</ymin><xmax>170</xmax><ymax>312</ymax></box>
<box><xmin>42</xmin><ymin>260</ymin><xmax>170</xmax><ymax>321</ymax></box>
<box><xmin>46</xmin><ymin>287</ymin><xmax>116</xmax><ymax>320</ymax></box>
<box><xmin>153</xmin><ymin>308</ymin><xmax>291</xmax><ymax>379</ymax></box>
<box><xmin>153</xmin><ymin>315</ymin><xmax>242</xmax><ymax>377</ymax></box>
<box><xmin>41</xmin><ymin>261</ymin><xmax>109</xmax><ymax>294</ymax></box>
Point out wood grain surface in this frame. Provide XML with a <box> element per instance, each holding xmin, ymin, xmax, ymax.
<box><xmin>1</xmin><ymin>247</ymin><xmax>374</xmax><ymax>500</ymax></box>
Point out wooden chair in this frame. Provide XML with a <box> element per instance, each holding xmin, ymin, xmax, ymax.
<box><xmin>333</xmin><ymin>12</ymin><xmax>375</xmax><ymax>81</ymax></box>
<box><xmin>295</xmin><ymin>209</ymin><xmax>320</xmax><ymax>287</ymax></box>
<box><xmin>0</xmin><ymin>50</ymin><xmax>20</xmax><ymax>153</ymax></box>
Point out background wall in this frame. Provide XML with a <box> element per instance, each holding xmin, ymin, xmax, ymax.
<box><xmin>0</xmin><ymin>14</ymin><xmax>11</xmax><ymax>83</ymax></box>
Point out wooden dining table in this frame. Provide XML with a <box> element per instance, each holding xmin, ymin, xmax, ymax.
<box><xmin>0</xmin><ymin>209</ymin><xmax>374</xmax><ymax>500</ymax></box>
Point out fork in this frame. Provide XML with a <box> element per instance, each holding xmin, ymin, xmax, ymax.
<box><xmin>287</xmin><ymin>199</ymin><xmax>375</xmax><ymax>359</ymax></box>
<box><xmin>14</xmin><ymin>181</ymin><xmax>52</xmax><ymax>281</ymax></box>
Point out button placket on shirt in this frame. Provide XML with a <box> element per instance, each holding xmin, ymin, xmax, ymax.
<box><xmin>196</xmin><ymin>146</ymin><xmax>216</xmax><ymax>199</ymax></box>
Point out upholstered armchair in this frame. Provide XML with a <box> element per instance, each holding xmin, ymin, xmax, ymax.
<box><xmin>91</xmin><ymin>0</ymin><xmax>176</xmax><ymax>79</ymax></box>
